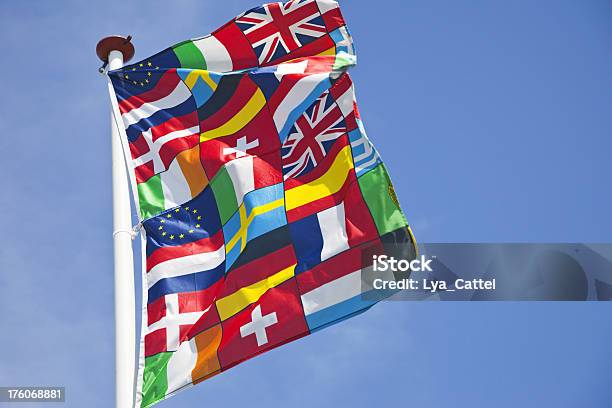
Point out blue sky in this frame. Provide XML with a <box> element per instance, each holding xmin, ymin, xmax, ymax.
<box><xmin>1</xmin><ymin>0</ymin><xmax>611</xmax><ymax>407</ymax></box>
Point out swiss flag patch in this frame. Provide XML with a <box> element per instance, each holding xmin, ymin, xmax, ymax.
<box><xmin>218</xmin><ymin>279</ymin><xmax>308</xmax><ymax>369</ymax></box>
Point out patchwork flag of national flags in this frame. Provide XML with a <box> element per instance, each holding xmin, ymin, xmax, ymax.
<box><xmin>107</xmin><ymin>1</ymin><xmax>416</xmax><ymax>407</ymax></box>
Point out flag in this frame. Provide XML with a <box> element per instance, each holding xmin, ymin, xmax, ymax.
<box><xmin>107</xmin><ymin>1</ymin><xmax>416</xmax><ymax>406</ymax></box>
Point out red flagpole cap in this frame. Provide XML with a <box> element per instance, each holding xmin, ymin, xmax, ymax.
<box><xmin>96</xmin><ymin>35</ymin><xmax>135</xmax><ymax>63</ymax></box>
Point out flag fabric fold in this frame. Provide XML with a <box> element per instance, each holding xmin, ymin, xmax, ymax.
<box><xmin>107</xmin><ymin>1</ymin><xmax>416</xmax><ymax>406</ymax></box>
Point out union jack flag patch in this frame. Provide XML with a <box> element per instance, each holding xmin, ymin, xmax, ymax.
<box><xmin>281</xmin><ymin>90</ymin><xmax>347</xmax><ymax>179</ymax></box>
<box><xmin>236</xmin><ymin>0</ymin><xmax>328</xmax><ymax>65</ymax></box>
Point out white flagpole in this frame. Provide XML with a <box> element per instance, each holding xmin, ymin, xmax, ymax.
<box><xmin>97</xmin><ymin>36</ymin><xmax>137</xmax><ymax>408</ymax></box>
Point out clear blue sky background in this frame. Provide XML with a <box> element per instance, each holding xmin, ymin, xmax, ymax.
<box><xmin>1</xmin><ymin>1</ymin><xmax>611</xmax><ymax>407</ymax></box>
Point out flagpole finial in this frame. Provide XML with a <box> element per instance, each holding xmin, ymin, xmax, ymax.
<box><xmin>96</xmin><ymin>35</ymin><xmax>135</xmax><ymax>72</ymax></box>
